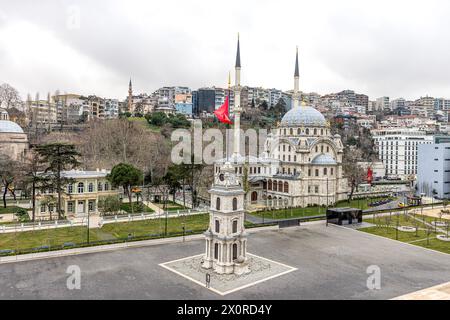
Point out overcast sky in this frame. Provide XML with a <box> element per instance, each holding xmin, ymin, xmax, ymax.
<box><xmin>1</xmin><ymin>0</ymin><xmax>450</xmax><ymax>101</ymax></box>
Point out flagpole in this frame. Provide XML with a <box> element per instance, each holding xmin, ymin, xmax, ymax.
<box><xmin>226</xmin><ymin>71</ymin><xmax>231</xmax><ymax>162</ymax></box>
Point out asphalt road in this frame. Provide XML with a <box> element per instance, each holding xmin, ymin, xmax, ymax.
<box><xmin>0</xmin><ymin>223</ymin><xmax>448</xmax><ymax>300</ymax></box>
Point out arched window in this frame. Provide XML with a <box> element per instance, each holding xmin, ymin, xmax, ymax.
<box><xmin>321</xmin><ymin>129</ymin><xmax>324</xmax><ymax>135</ymax></box>
<box><xmin>327</xmin><ymin>146</ymin><xmax>329</xmax><ymax>152</ymax></box>
<box><xmin>294</xmin><ymin>155</ymin><xmax>297</xmax><ymax>162</ymax></box>
<box><xmin>314</xmin><ymin>129</ymin><xmax>317</xmax><ymax>135</ymax></box>
<box><xmin>232</xmin><ymin>197</ymin><xmax>238</xmax><ymax>211</ymax></box>
<box><xmin>278</xmin><ymin>181</ymin><xmax>283</xmax><ymax>191</ymax></box>
<box><xmin>214</xmin><ymin>243</ymin><xmax>219</xmax><ymax>259</ymax></box>
<box><xmin>232</xmin><ymin>220</ymin><xmax>238</xmax><ymax>233</ymax></box>
<box><xmin>315</xmin><ymin>146</ymin><xmax>318</xmax><ymax>152</ymax></box>
<box><xmin>284</xmin><ymin>129</ymin><xmax>286</xmax><ymax>135</ymax></box>
<box><xmin>324</xmin><ymin>168</ymin><xmax>328</xmax><ymax>175</ymax></box>
<box><xmin>77</xmin><ymin>182</ymin><xmax>84</xmax><ymax>193</ymax></box>
<box><xmin>97</xmin><ymin>182</ymin><xmax>103</xmax><ymax>192</ymax></box>
<box><xmin>331</xmin><ymin>168</ymin><xmax>334</xmax><ymax>175</ymax></box>
<box><xmin>216</xmin><ymin>197</ymin><xmax>221</xmax><ymax>210</ymax></box>
<box><xmin>215</xmin><ymin>219</ymin><xmax>220</xmax><ymax>233</ymax></box>
<box><xmin>67</xmin><ymin>184</ymin><xmax>73</xmax><ymax>194</ymax></box>
<box><xmin>321</xmin><ymin>146</ymin><xmax>324</xmax><ymax>153</ymax></box>
<box><xmin>308</xmin><ymin>169</ymin><xmax>311</xmax><ymax>176</ymax></box>
<box><xmin>268</xmin><ymin>180</ymin><xmax>272</xmax><ymax>190</ymax></box>
<box><xmin>297</xmin><ymin>128</ymin><xmax>301</xmax><ymax>135</ymax></box>
<box><xmin>315</xmin><ymin>169</ymin><xmax>319</xmax><ymax>177</ymax></box>
<box><xmin>232</xmin><ymin>243</ymin><xmax>238</xmax><ymax>260</ymax></box>
<box><xmin>306</xmin><ymin>128</ymin><xmax>309</xmax><ymax>135</ymax></box>
<box><xmin>273</xmin><ymin>180</ymin><xmax>278</xmax><ymax>191</ymax></box>
<box><xmin>290</xmin><ymin>128</ymin><xmax>293</xmax><ymax>135</ymax></box>
<box><xmin>88</xmin><ymin>183</ymin><xmax>94</xmax><ymax>193</ymax></box>
<box><xmin>284</xmin><ymin>182</ymin><xmax>289</xmax><ymax>193</ymax></box>
<box><xmin>104</xmin><ymin>183</ymin><xmax>109</xmax><ymax>191</ymax></box>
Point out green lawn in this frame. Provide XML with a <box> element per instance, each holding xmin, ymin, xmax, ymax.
<box><xmin>100</xmin><ymin>213</ymin><xmax>209</xmax><ymax>238</ymax></box>
<box><xmin>0</xmin><ymin>226</ymin><xmax>100</xmax><ymax>252</ymax></box>
<box><xmin>120</xmin><ymin>202</ymin><xmax>154</xmax><ymax>213</ymax></box>
<box><xmin>359</xmin><ymin>212</ymin><xmax>450</xmax><ymax>255</ymax></box>
<box><xmin>155</xmin><ymin>200</ymin><xmax>188</xmax><ymax>211</ymax></box>
<box><xmin>251</xmin><ymin>197</ymin><xmax>393</xmax><ymax>220</ymax></box>
<box><xmin>251</xmin><ymin>206</ymin><xmax>326</xmax><ymax>220</ymax></box>
<box><xmin>0</xmin><ymin>206</ymin><xmax>25</xmax><ymax>214</ymax></box>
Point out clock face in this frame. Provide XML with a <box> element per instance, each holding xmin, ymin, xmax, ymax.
<box><xmin>219</xmin><ymin>174</ymin><xmax>225</xmax><ymax>181</ymax></box>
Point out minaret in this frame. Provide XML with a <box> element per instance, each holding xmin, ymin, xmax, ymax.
<box><xmin>202</xmin><ymin>161</ymin><xmax>249</xmax><ymax>275</ymax></box>
<box><xmin>293</xmin><ymin>47</ymin><xmax>300</xmax><ymax>108</ymax></box>
<box><xmin>233</xmin><ymin>34</ymin><xmax>242</xmax><ymax>157</ymax></box>
<box><xmin>128</xmin><ymin>78</ymin><xmax>133</xmax><ymax>112</ymax></box>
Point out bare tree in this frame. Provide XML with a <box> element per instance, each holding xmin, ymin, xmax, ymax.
<box><xmin>0</xmin><ymin>83</ymin><xmax>21</xmax><ymax>110</ymax></box>
<box><xmin>0</xmin><ymin>155</ymin><xmax>19</xmax><ymax>208</ymax></box>
<box><xmin>342</xmin><ymin>148</ymin><xmax>366</xmax><ymax>200</ymax></box>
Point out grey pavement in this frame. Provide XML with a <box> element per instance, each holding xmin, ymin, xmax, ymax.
<box><xmin>0</xmin><ymin>223</ymin><xmax>448</xmax><ymax>300</ymax></box>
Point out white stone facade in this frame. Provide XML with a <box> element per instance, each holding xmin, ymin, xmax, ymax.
<box><xmin>202</xmin><ymin>162</ymin><xmax>249</xmax><ymax>275</ymax></box>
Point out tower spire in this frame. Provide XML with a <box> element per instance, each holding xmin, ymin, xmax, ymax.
<box><xmin>293</xmin><ymin>47</ymin><xmax>300</xmax><ymax>108</ymax></box>
<box><xmin>235</xmin><ymin>33</ymin><xmax>241</xmax><ymax>68</ymax></box>
<box><xmin>233</xmin><ymin>34</ymin><xmax>242</xmax><ymax>157</ymax></box>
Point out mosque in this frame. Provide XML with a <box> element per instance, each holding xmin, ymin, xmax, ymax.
<box><xmin>214</xmin><ymin>38</ymin><xmax>349</xmax><ymax>209</ymax></box>
<box><xmin>0</xmin><ymin>109</ymin><xmax>28</xmax><ymax>161</ymax></box>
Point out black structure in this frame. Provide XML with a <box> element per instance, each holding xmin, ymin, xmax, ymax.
<box><xmin>196</xmin><ymin>88</ymin><xmax>216</xmax><ymax>114</ymax></box>
<box><xmin>326</xmin><ymin>207</ymin><xmax>362</xmax><ymax>225</ymax></box>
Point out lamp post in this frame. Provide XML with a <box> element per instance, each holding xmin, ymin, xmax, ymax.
<box><xmin>87</xmin><ymin>210</ymin><xmax>90</xmax><ymax>244</ymax></box>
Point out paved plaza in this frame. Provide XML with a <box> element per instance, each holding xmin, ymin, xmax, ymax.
<box><xmin>160</xmin><ymin>253</ymin><xmax>297</xmax><ymax>296</ymax></box>
<box><xmin>0</xmin><ymin>223</ymin><xmax>449</xmax><ymax>299</ymax></box>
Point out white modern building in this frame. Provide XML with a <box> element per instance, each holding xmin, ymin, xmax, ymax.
<box><xmin>417</xmin><ymin>140</ymin><xmax>450</xmax><ymax>199</ymax></box>
<box><xmin>372</xmin><ymin>129</ymin><xmax>434</xmax><ymax>179</ymax></box>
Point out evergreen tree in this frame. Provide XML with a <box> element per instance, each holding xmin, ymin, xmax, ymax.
<box><xmin>35</xmin><ymin>143</ymin><xmax>81</xmax><ymax>219</ymax></box>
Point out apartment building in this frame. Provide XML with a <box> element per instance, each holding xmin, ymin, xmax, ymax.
<box><xmin>372</xmin><ymin>129</ymin><xmax>434</xmax><ymax>179</ymax></box>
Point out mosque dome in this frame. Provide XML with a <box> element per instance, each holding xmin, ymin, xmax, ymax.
<box><xmin>280</xmin><ymin>106</ymin><xmax>326</xmax><ymax>127</ymax></box>
<box><xmin>0</xmin><ymin>120</ymin><xmax>25</xmax><ymax>134</ymax></box>
<box><xmin>311</xmin><ymin>153</ymin><xmax>336</xmax><ymax>165</ymax></box>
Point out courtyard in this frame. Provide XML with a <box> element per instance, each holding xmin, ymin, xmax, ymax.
<box><xmin>0</xmin><ymin>222</ymin><xmax>448</xmax><ymax>299</ymax></box>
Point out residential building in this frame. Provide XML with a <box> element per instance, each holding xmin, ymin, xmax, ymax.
<box><xmin>376</xmin><ymin>96</ymin><xmax>390</xmax><ymax>111</ymax></box>
<box><xmin>372</xmin><ymin>129</ymin><xmax>434</xmax><ymax>179</ymax></box>
<box><xmin>417</xmin><ymin>140</ymin><xmax>450</xmax><ymax>199</ymax></box>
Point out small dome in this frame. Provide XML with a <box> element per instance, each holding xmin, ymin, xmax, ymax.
<box><xmin>280</xmin><ymin>106</ymin><xmax>326</xmax><ymax>127</ymax></box>
<box><xmin>0</xmin><ymin>120</ymin><xmax>24</xmax><ymax>133</ymax></box>
<box><xmin>311</xmin><ymin>153</ymin><xmax>336</xmax><ymax>165</ymax></box>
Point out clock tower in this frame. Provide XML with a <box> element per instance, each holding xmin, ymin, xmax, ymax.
<box><xmin>202</xmin><ymin>161</ymin><xmax>250</xmax><ymax>275</ymax></box>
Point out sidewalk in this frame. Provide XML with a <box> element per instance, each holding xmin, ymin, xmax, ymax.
<box><xmin>0</xmin><ymin>225</ymin><xmax>279</xmax><ymax>265</ymax></box>
<box><xmin>392</xmin><ymin>281</ymin><xmax>450</xmax><ymax>300</ymax></box>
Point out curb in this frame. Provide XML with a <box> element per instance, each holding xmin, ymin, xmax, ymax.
<box><xmin>0</xmin><ymin>225</ymin><xmax>279</xmax><ymax>265</ymax></box>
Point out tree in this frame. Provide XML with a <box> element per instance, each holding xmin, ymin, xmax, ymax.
<box><xmin>107</xmin><ymin>163</ymin><xmax>142</xmax><ymax>212</ymax></box>
<box><xmin>23</xmin><ymin>150</ymin><xmax>48</xmax><ymax>221</ymax></box>
<box><xmin>164</xmin><ymin>165</ymin><xmax>183</xmax><ymax>202</ymax></box>
<box><xmin>0</xmin><ymin>155</ymin><xmax>19</xmax><ymax>208</ymax></box>
<box><xmin>342</xmin><ymin>148</ymin><xmax>366</xmax><ymax>200</ymax></box>
<box><xmin>0</xmin><ymin>83</ymin><xmax>21</xmax><ymax>110</ymax></box>
<box><xmin>35</xmin><ymin>143</ymin><xmax>81</xmax><ymax>219</ymax></box>
<box><xmin>98</xmin><ymin>195</ymin><xmax>122</xmax><ymax>216</ymax></box>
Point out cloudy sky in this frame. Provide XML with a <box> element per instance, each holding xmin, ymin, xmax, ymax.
<box><xmin>1</xmin><ymin>0</ymin><xmax>450</xmax><ymax>100</ymax></box>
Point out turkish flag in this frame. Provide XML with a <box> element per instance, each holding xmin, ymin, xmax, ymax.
<box><xmin>367</xmin><ymin>167</ymin><xmax>373</xmax><ymax>184</ymax></box>
<box><xmin>214</xmin><ymin>96</ymin><xmax>232</xmax><ymax>124</ymax></box>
